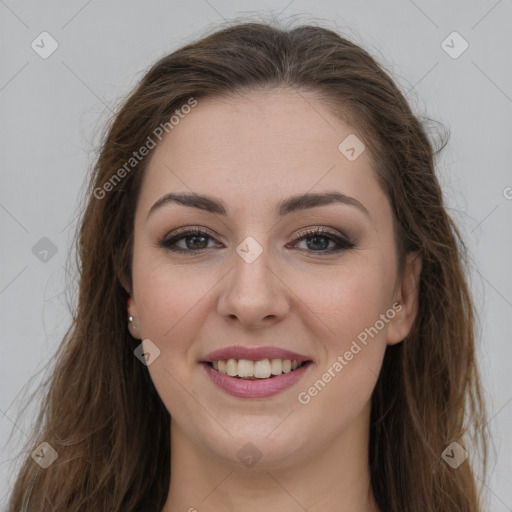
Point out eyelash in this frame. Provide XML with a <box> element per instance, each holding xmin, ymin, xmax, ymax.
<box><xmin>157</xmin><ymin>227</ymin><xmax>356</xmax><ymax>255</ymax></box>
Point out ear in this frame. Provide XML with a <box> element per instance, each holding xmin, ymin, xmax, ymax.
<box><xmin>386</xmin><ymin>251</ymin><xmax>422</xmax><ymax>346</ymax></box>
<box><xmin>127</xmin><ymin>294</ymin><xmax>137</xmax><ymax>316</ymax></box>
<box><xmin>127</xmin><ymin>294</ymin><xmax>141</xmax><ymax>340</ymax></box>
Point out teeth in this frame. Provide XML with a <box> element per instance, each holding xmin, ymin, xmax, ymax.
<box><xmin>253</xmin><ymin>359</ymin><xmax>271</xmax><ymax>378</ymax></box>
<box><xmin>210</xmin><ymin>358</ymin><xmax>304</xmax><ymax>379</ymax></box>
<box><xmin>226</xmin><ymin>359</ymin><xmax>237</xmax><ymax>377</ymax></box>
<box><xmin>237</xmin><ymin>359</ymin><xmax>254</xmax><ymax>378</ymax></box>
<box><xmin>270</xmin><ymin>358</ymin><xmax>283</xmax><ymax>375</ymax></box>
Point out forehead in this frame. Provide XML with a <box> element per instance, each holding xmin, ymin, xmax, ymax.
<box><xmin>138</xmin><ymin>89</ymin><xmax>386</xmax><ymax>223</ymax></box>
<box><xmin>154</xmin><ymin>89</ymin><xmax>364</xmax><ymax>167</ymax></box>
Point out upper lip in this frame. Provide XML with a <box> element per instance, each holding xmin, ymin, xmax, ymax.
<box><xmin>202</xmin><ymin>345</ymin><xmax>312</xmax><ymax>363</ymax></box>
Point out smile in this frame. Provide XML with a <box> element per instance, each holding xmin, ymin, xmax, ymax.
<box><xmin>207</xmin><ymin>358</ymin><xmax>307</xmax><ymax>379</ymax></box>
<box><xmin>202</xmin><ymin>359</ymin><xmax>313</xmax><ymax>398</ymax></box>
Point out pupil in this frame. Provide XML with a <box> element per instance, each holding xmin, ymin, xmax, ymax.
<box><xmin>188</xmin><ymin>235</ymin><xmax>207</xmax><ymax>249</ymax></box>
<box><xmin>307</xmin><ymin>236</ymin><xmax>328</xmax><ymax>251</ymax></box>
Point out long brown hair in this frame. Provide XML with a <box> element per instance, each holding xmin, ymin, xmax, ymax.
<box><xmin>7</xmin><ymin>18</ymin><xmax>488</xmax><ymax>511</ymax></box>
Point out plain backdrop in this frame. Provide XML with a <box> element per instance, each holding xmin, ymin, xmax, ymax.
<box><xmin>1</xmin><ymin>0</ymin><xmax>511</xmax><ymax>509</ymax></box>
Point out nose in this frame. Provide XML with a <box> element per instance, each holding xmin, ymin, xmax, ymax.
<box><xmin>217</xmin><ymin>242</ymin><xmax>291</xmax><ymax>329</ymax></box>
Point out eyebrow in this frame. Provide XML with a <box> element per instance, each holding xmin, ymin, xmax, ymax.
<box><xmin>147</xmin><ymin>191</ymin><xmax>372</xmax><ymax>222</ymax></box>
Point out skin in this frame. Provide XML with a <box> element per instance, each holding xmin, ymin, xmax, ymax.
<box><xmin>126</xmin><ymin>89</ymin><xmax>422</xmax><ymax>512</ymax></box>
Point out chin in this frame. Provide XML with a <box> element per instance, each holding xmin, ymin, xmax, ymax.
<box><xmin>199</xmin><ymin>422</ymin><xmax>313</xmax><ymax>470</ymax></box>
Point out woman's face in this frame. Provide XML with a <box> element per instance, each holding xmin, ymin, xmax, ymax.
<box><xmin>128</xmin><ymin>89</ymin><xmax>420</xmax><ymax>468</ymax></box>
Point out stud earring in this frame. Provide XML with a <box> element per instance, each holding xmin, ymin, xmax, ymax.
<box><xmin>128</xmin><ymin>316</ymin><xmax>138</xmax><ymax>330</ymax></box>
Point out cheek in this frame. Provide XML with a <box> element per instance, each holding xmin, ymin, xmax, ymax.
<box><xmin>129</xmin><ymin>234</ymin><xmax>214</xmax><ymax>424</ymax></box>
<box><xmin>289</xmin><ymin>257</ymin><xmax>393</xmax><ymax>413</ymax></box>
<box><xmin>131</xmin><ymin>261</ymin><xmax>213</xmax><ymax>417</ymax></box>
<box><xmin>296</xmin><ymin>354</ymin><xmax>381</xmax><ymax>444</ymax></box>
<box><xmin>291</xmin><ymin>257</ymin><xmax>395</xmax><ymax>350</ymax></box>
<box><xmin>132</xmin><ymin>244</ymin><xmax>188</xmax><ymax>343</ymax></box>
<box><xmin>294</xmin><ymin>269</ymin><xmax>390</xmax><ymax>430</ymax></box>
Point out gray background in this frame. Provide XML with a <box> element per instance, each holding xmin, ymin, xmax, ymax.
<box><xmin>1</xmin><ymin>0</ymin><xmax>511</xmax><ymax>509</ymax></box>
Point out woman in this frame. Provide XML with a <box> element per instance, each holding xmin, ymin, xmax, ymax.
<box><xmin>7</xmin><ymin>19</ymin><xmax>488</xmax><ymax>511</ymax></box>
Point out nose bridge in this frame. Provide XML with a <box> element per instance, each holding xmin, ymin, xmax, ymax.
<box><xmin>230</xmin><ymin>235</ymin><xmax>275</xmax><ymax>301</ymax></box>
<box><xmin>217</xmin><ymin>233</ymin><xmax>289</xmax><ymax>325</ymax></box>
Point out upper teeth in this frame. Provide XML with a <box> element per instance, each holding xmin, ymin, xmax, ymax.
<box><xmin>212</xmin><ymin>359</ymin><xmax>302</xmax><ymax>379</ymax></box>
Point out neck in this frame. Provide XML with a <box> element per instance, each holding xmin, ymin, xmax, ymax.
<box><xmin>161</xmin><ymin>402</ymin><xmax>380</xmax><ymax>512</ymax></box>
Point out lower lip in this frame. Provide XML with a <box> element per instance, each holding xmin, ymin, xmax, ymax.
<box><xmin>201</xmin><ymin>362</ymin><xmax>313</xmax><ymax>399</ymax></box>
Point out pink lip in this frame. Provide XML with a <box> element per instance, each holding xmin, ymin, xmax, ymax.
<box><xmin>202</xmin><ymin>345</ymin><xmax>312</xmax><ymax>363</ymax></box>
<box><xmin>202</xmin><ymin>361</ymin><xmax>313</xmax><ymax>398</ymax></box>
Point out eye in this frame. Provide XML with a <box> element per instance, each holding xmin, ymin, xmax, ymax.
<box><xmin>157</xmin><ymin>228</ymin><xmax>221</xmax><ymax>253</ymax></box>
<box><xmin>157</xmin><ymin>226</ymin><xmax>356</xmax><ymax>255</ymax></box>
<box><xmin>289</xmin><ymin>227</ymin><xmax>356</xmax><ymax>254</ymax></box>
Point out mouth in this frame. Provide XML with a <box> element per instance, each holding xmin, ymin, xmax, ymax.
<box><xmin>200</xmin><ymin>358</ymin><xmax>314</xmax><ymax>399</ymax></box>
<box><xmin>203</xmin><ymin>358</ymin><xmax>312</xmax><ymax>380</ymax></box>
<box><xmin>200</xmin><ymin>345</ymin><xmax>314</xmax><ymax>398</ymax></box>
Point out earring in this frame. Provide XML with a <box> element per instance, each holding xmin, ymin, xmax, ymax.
<box><xmin>128</xmin><ymin>316</ymin><xmax>138</xmax><ymax>330</ymax></box>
